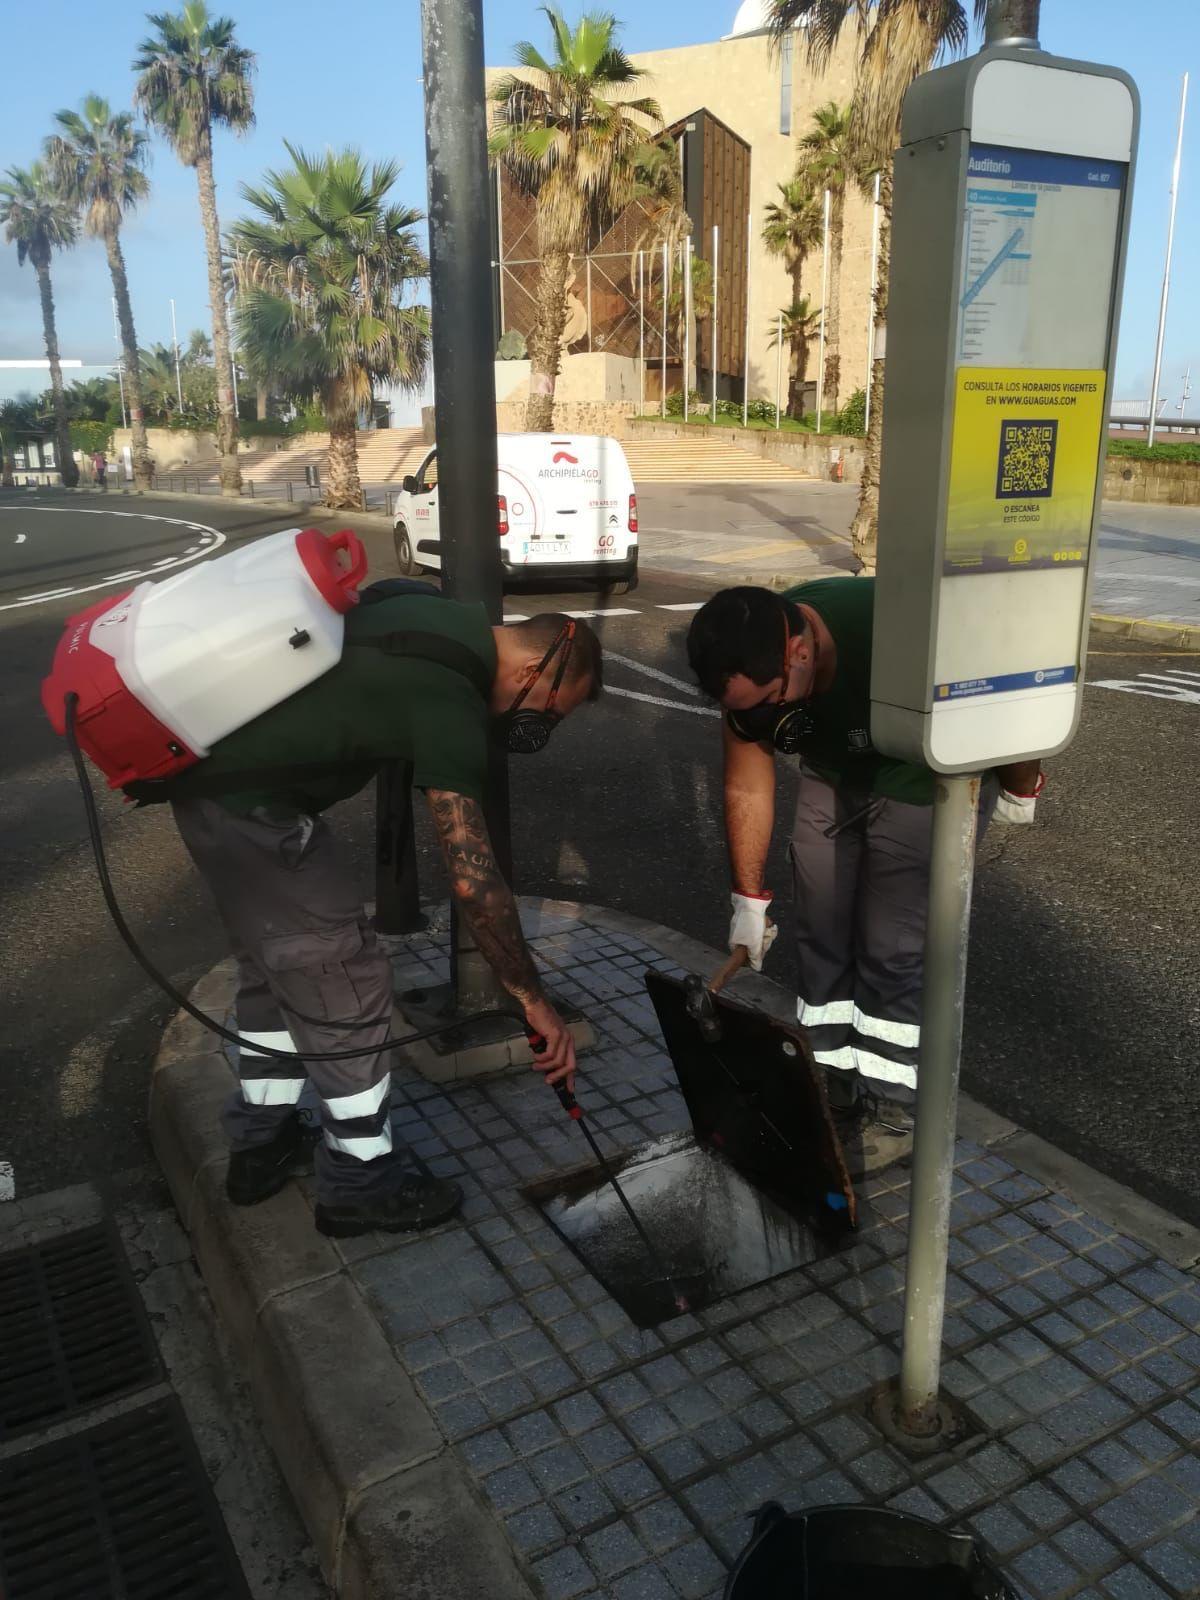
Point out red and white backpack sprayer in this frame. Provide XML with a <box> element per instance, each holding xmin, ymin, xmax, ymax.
<box><xmin>42</xmin><ymin>526</ymin><xmax>367</xmax><ymax>789</ymax></box>
<box><xmin>38</xmin><ymin>523</ymin><xmax>524</xmax><ymax>1074</ymax></box>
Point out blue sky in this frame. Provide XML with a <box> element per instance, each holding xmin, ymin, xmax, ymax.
<box><xmin>1</xmin><ymin>0</ymin><xmax>1196</xmax><ymax>411</ymax></box>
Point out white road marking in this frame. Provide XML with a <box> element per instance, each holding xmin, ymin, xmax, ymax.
<box><xmin>565</xmin><ymin>607</ymin><xmax>640</xmax><ymax>619</ymax></box>
<box><xmin>0</xmin><ymin>506</ymin><xmax>226</xmax><ymax>612</ymax></box>
<box><xmin>656</xmin><ymin>601</ymin><xmax>704</xmax><ymax>611</ymax></box>
<box><xmin>0</xmin><ymin>1161</ymin><xmax>13</xmax><ymax>1202</ymax></box>
<box><xmin>504</xmin><ymin>613</ymin><xmax>530</xmax><ymax>623</ymax></box>
<box><xmin>151</xmin><ymin>557</ymin><xmax>178</xmax><ymax>567</ymax></box>
<box><xmin>14</xmin><ymin>533</ymin><xmax>26</xmax><ymax>544</ymax></box>
<box><xmin>606</xmin><ymin>650</ymin><xmax>701</xmax><ymax>696</ymax></box>
<box><xmin>1092</xmin><ymin>676</ymin><xmax>1200</xmax><ymax>705</ymax></box>
<box><xmin>606</xmin><ymin>685</ymin><xmax>719</xmax><ymax>716</ymax></box>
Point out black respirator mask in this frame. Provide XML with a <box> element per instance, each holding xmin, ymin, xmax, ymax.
<box><xmin>727</xmin><ymin>621</ymin><xmax>816</xmax><ymax>755</ymax></box>
<box><xmin>493</xmin><ymin>621</ymin><xmax>576</xmax><ymax>755</ymax></box>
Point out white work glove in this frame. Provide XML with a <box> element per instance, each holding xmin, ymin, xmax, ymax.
<box><xmin>729</xmin><ymin>892</ymin><xmax>777</xmax><ymax>971</ymax></box>
<box><xmin>994</xmin><ymin>773</ymin><xmax>1044</xmax><ymax>826</ymax></box>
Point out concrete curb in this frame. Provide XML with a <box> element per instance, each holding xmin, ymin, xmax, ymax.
<box><xmin>1088</xmin><ymin>612</ymin><xmax>1200</xmax><ymax>649</ymax></box>
<box><xmin>151</xmin><ymin>898</ymin><xmax>1200</xmax><ymax>1593</ymax></box>
<box><xmin>150</xmin><ymin>958</ymin><xmax>535</xmax><ymax>1599</ymax></box>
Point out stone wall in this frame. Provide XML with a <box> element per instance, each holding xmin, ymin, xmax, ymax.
<box><xmin>627</xmin><ymin>418</ymin><xmax>866</xmax><ymax>483</ymax></box>
<box><xmin>112</xmin><ymin>427</ymin><xmax>219</xmax><ymax>474</ymax></box>
<box><xmin>422</xmin><ymin>401</ymin><xmax>639</xmax><ymax>442</ymax></box>
<box><xmin>1102</xmin><ymin>454</ymin><xmax>1200</xmax><ymax>505</ymax></box>
<box><xmin>493</xmin><ymin>352</ymin><xmax>642</xmax><ymax>404</ymax></box>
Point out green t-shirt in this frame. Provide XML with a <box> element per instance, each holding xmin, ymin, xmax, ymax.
<box><xmin>782</xmin><ymin>578</ymin><xmax>934</xmax><ymax>805</ymax></box>
<box><xmin>148</xmin><ymin>593</ymin><xmax>496</xmax><ymax>815</ymax></box>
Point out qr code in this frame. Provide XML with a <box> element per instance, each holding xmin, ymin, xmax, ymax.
<box><xmin>995</xmin><ymin>418</ymin><xmax>1058</xmax><ymax>499</ymax></box>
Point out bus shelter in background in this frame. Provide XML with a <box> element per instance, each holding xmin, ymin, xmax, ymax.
<box><xmin>870</xmin><ymin>33</ymin><xmax>1138</xmax><ymax>1441</ymax></box>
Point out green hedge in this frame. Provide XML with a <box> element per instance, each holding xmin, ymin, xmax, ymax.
<box><xmin>1107</xmin><ymin>438</ymin><xmax>1200</xmax><ymax>465</ymax></box>
<box><xmin>69</xmin><ymin>420</ymin><xmax>113</xmax><ymax>455</ymax></box>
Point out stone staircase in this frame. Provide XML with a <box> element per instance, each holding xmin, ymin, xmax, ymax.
<box><xmin>171</xmin><ymin>425</ymin><xmax>808</xmax><ymax>494</ymax></box>
<box><xmin>621</xmin><ymin>435</ymin><xmax>810</xmax><ymax>482</ymax></box>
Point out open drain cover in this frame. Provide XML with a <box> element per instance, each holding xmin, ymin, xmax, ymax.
<box><xmin>0</xmin><ymin>1396</ymin><xmax>252</xmax><ymax>1599</ymax></box>
<box><xmin>0</xmin><ymin>1222</ymin><xmax>162</xmax><ymax>1442</ymax></box>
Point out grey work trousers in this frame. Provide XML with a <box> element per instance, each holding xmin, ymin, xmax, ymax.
<box><xmin>172</xmin><ymin>798</ymin><xmax>404</xmax><ymax>1203</ymax></box>
<box><xmin>789</xmin><ymin>767</ymin><xmax>996</xmax><ymax>1098</ymax></box>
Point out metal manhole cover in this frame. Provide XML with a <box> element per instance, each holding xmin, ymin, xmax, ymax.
<box><xmin>0</xmin><ymin>1396</ymin><xmax>252</xmax><ymax>1599</ymax></box>
<box><xmin>0</xmin><ymin>1221</ymin><xmax>162</xmax><ymax>1441</ymax></box>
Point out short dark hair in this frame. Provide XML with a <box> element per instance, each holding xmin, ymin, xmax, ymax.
<box><xmin>686</xmin><ymin>587</ymin><xmax>804</xmax><ymax>700</ymax></box>
<box><xmin>509</xmin><ymin>613</ymin><xmax>603</xmax><ymax>701</ymax></box>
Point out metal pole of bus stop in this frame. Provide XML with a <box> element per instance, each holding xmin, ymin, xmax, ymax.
<box><xmin>896</xmin><ymin>773</ymin><xmax>980</xmax><ymax>1434</ymax></box>
<box><xmin>418</xmin><ymin>0</ymin><xmax>512</xmax><ymax>1016</ymax></box>
<box><xmin>896</xmin><ymin>0</ymin><xmax>1043</xmax><ymax>1440</ymax></box>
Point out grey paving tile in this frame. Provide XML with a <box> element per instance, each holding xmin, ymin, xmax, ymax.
<box><xmin>610</xmin><ymin>1566</ymin><xmax>679</xmax><ymax>1600</ymax></box>
<box><xmin>531</xmin><ymin>1545</ymin><xmax>595</xmax><ymax>1600</ymax></box>
<box><xmin>1093</xmin><ymin>1492</ymin><xmax>1163</xmax><ymax>1550</ymax></box>
<box><xmin>584</xmin><ymin>1522</ymin><xmax>650</xmax><ymax>1581</ymax></box>
<box><xmin>661</xmin><ymin>1538</ymin><xmax>728</xmax><ymax>1600</ymax></box>
<box><xmin>1142</xmin><ymin>1538</ymin><xmax>1200</xmax><ymax>1592</ymax></box>
<box><xmin>530</xmin><ymin>1442</ymin><xmax>590</xmax><ymax>1493</ymax></box>
<box><xmin>1100</xmin><ymin>1565</ymin><xmax>1174</xmax><ymax>1599</ymax></box>
<box><xmin>1053</xmin><ymin>1520</ymin><xmax>1122</xmax><ymax>1578</ymax></box>
<box><xmin>1012</xmin><ymin>1543</ymin><xmax>1085</xmax><ymax>1600</ymax></box>
<box><xmin>971</xmin><ymin>1503</ymin><xmax>1036</xmax><ymax>1560</ymax></box>
<box><xmin>555</xmin><ymin>1477</ymin><xmax>616</xmax><ymax>1532</ymax></box>
<box><xmin>604</xmin><ymin>1457</ymin><xmax>662</xmax><ymax>1510</ymax></box>
<box><xmin>578</xmin><ymin>1422</ymin><xmax>633</xmax><ymax>1470</ymax></box>
<box><xmin>506</xmin><ymin>1409</ymin><xmax>563</xmax><ymax>1455</ymax></box>
<box><xmin>649</xmin><ymin>1434</ymin><xmax>708</xmax><ymax>1482</ymax></box>
<box><xmin>505</xmin><ymin>1504</ymin><xmax>565</xmax><ymax>1556</ymax></box>
<box><xmin>634</xmin><ymin>1498</ymin><xmax>696</xmax><ymax>1557</ymax></box>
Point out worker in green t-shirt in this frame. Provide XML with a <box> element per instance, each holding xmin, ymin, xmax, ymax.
<box><xmin>686</xmin><ymin>582</ymin><xmax>1042</xmax><ymax>1176</ymax></box>
<box><xmin>147</xmin><ymin>592</ymin><xmax>603</xmax><ymax>1238</ymax></box>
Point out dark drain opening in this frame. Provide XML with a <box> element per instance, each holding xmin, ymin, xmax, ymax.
<box><xmin>522</xmin><ymin>969</ymin><xmax>858</xmax><ymax>1327</ymax></box>
<box><xmin>0</xmin><ymin>1396</ymin><xmax>251</xmax><ymax>1600</ymax></box>
<box><xmin>0</xmin><ymin>1221</ymin><xmax>162</xmax><ymax>1442</ymax></box>
<box><xmin>526</xmin><ymin>1130</ymin><xmax>851</xmax><ymax>1327</ymax></box>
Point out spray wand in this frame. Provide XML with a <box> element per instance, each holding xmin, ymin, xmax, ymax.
<box><xmin>526</xmin><ymin>1027</ymin><xmax>690</xmax><ymax>1315</ymax></box>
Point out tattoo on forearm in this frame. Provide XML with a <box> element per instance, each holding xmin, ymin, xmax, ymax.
<box><xmin>426</xmin><ymin>790</ymin><xmax>543</xmax><ymax>1004</ymax></box>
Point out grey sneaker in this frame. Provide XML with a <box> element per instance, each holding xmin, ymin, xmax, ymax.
<box><xmin>832</xmin><ymin>1087</ymin><xmax>914</xmax><ymax>1178</ymax></box>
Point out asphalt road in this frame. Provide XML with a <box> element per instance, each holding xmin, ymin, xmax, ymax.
<box><xmin>2</xmin><ymin>488</ymin><xmax>1198</xmax><ymax>1233</ymax></box>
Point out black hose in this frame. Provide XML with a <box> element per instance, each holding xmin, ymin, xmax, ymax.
<box><xmin>63</xmin><ymin>692</ymin><xmax>520</xmax><ymax>1064</ymax></box>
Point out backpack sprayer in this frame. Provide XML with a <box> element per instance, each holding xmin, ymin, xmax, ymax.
<box><xmin>42</xmin><ymin>526</ymin><xmax>519</xmax><ymax>1063</ymax></box>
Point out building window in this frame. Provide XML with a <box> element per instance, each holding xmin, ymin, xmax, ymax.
<box><xmin>780</xmin><ymin>35</ymin><xmax>793</xmax><ymax>136</ymax></box>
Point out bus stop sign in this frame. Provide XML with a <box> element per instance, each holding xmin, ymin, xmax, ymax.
<box><xmin>871</xmin><ymin>47</ymin><xmax>1138</xmax><ymax>772</ymax></box>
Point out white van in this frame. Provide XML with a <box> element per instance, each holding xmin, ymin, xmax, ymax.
<box><xmin>392</xmin><ymin>433</ymin><xmax>639</xmax><ymax>591</ymax></box>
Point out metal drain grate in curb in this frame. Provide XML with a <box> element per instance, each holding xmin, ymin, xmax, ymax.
<box><xmin>0</xmin><ymin>1396</ymin><xmax>252</xmax><ymax>1599</ymax></box>
<box><xmin>0</xmin><ymin>1221</ymin><xmax>162</xmax><ymax>1442</ymax></box>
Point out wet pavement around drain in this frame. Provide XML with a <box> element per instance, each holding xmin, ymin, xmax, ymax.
<box><xmin>279</xmin><ymin>905</ymin><xmax>1200</xmax><ymax>1600</ymax></box>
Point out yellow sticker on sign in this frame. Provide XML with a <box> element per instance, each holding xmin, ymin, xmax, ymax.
<box><xmin>944</xmin><ymin>367</ymin><xmax>1106</xmax><ymax>576</ymax></box>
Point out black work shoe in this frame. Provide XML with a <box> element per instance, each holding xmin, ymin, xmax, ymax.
<box><xmin>314</xmin><ymin>1174</ymin><xmax>464</xmax><ymax>1237</ymax></box>
<box><xmin>225</xmin><ymin>1115</ymin><xmax>311</xmax><ymax>1206</ymax></box>
<box><xmin>832</xmin><ymin>1088</ymin><xmax>914</xmax><ymax>1179</ymax></box>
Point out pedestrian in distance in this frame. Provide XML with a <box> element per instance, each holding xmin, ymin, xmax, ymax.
<box><xmin>127</xmin><ymin>587</ymin><xmax>603</xmax><ymax>1237</ymax></box>
<box><xmin>91</xmin><ymin>450</ymin><xmax>107</xmax><ymax>488</ymax></box>
<box><xmin>686</xmin><ymin>583</ymin><xmax>1042</xmax><ymax>1176</ymax></box>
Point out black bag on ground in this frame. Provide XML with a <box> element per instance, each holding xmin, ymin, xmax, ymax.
<box><xmin>724</xmin><ymin>1502</ymin><xmax>1017</xmax><ymax>1600</ymax></box>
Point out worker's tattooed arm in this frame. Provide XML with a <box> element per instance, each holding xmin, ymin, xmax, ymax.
<box><xmin>425</xmin><ymin>789</ymin><xmax>544</xmax><ymax>1006</ymax></box>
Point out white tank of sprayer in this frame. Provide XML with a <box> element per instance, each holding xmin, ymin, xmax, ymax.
<box><xmin>83</xmin><ymin>526</ymin><xmax>367</xmax><ymax>758</ymax></box>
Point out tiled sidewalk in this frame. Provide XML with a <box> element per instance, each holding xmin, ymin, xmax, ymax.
<box><xmin>289</xmin><ymin>903</ymin><xmax>1200</xmax><ymax>1600</ymax></box>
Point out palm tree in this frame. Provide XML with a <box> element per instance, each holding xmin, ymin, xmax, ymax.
<box><xmin>0</xmin><ymin>162</ymin><xmax>80</xmax><ymax>487</ymax></box>
<box><xmin>63</xmin><ymin>375</ymin><xmax>118</xmax><ymax>421</ymax></box>
<box><xmin>134</xmin><ymin>3</ymin><xmax>255</xmax><ymax>497</ymax></box>
<box><xmin>769</xmin><ymin>297</ymin><xmax>823</xmax><ymax>419</ymax></box>
<box><xmin>768</xmin><ymin>0</ymin><xmax>985</xmax><ymax>568</ymax></box>
<box><xmin>798</xmin><ymin>101</ymin><xmax>859</xmax><ymax>415</ymax></box>
<box><xmin>763</xmin><ymin>176</ymin><xmax>823</xmax><ymax>420</ymax></box>
<box><xmin>229</xmin><ymin>144</ymin><xmax>429</xmax><ymax>510</ymax></box>
<box><xmin>490</xmin><ymin>7</ymin><xmax>664</xmax><ymax>431</ymax></box>
<box><xmin>46</xmin><ymin>96</ymin><xmax>153</xmax><ymax>489</ymax></box>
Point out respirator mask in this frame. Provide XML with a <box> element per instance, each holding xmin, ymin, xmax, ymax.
<box><xmin>493</xmin><ymin>620</ymin><xmax>576</xmax><ymax>755</ymax></box>
<box><xmin>726</xmin><ymin>619</ymin><xmax>818</xmax><ymax>755</ymax></box>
